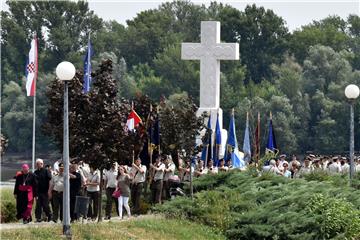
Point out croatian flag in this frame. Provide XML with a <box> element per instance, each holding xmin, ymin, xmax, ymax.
<box><xmin>126</xmin><ymin>110</ymin><xmax>142</xmax><ymax>131</ymax></box>
<box><xmin>25</xmin><ymin>37</ymin><xmax>38</xmax><ymax>96</ymax></box>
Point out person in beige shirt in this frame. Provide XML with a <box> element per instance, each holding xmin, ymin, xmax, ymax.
<box><xmin>130</xmin><ymin>158</ymin><xmax>146</xmax><ymax>215</ymax></box>
<box><xmin>150</xmin><ymin>156</ymin><xmax>165</xmax><ymax>204</ymax></box>
<box><xmin>48</xmin><ymin>163</ymin><xmax>64</xmax><ymax>223</ymax></box>
<box><xmin>163</xmin><ymin>155</ymin><xmax>176</xmax><ymax>200</ymax></box>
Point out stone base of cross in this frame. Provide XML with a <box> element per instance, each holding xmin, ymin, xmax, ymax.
<box><xmin>196</xmin><ymin>107</ymin><xmax>228</xmax><ymax>159</ymax></box>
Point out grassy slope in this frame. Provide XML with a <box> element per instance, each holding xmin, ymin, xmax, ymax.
<box><xmin>1</xmin><ymin>216</ymin><xmax>225</xmax><ymax>240</ymax></box>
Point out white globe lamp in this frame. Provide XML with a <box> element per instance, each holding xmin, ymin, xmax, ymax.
<box><xmin>345</xmin><ymin>84</ymin><xmax>360</xmax><ymax>100</ymax></box>
<box><xmin>56</xmin><ymin>61</ymin><xmax>76</xmax><ymax>81</ymax></box>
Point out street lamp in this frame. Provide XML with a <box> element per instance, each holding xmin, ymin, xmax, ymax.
<box><xmin>56</xmin><ymin>61</ymin><xmax>76</xmax><ymax>237</ymax></box>
<box><xmin>345</xmin><ymin>84</ymin><xmax>359</xmax><ymax>183</ymax></box>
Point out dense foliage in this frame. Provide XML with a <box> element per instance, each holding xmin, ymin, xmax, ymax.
<box><xmin>2</xmin><ymin>0</ymin><xmax>360</xmax><ymax>155</ymax></box>
<box><xmin>154</xmin><ymin>171</ymin><xmax>360</xmax><ymax>240</ymax></box>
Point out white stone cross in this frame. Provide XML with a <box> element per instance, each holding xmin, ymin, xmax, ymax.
<box><xmin>181</xmin><ymin>21</ymin><xmax>239</xmax><ymax>156</ymax></box>
<box><xmin>181</xmin><ymin>21</ymin><xmax>239</xmax><ymax>110</ymax></box>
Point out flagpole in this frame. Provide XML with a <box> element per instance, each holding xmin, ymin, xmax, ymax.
<box><xmin>31</xmin><ymin>34</ymin><xmax>38</xmax><ymax>172</ymax></box>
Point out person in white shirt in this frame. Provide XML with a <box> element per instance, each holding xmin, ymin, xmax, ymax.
<box><xmin>298</xmin><ymin>158</ymin><xmax>313</xmax><ymax>177</ymax></box>
<box><xmin>267</xmin><ymin>159</ymin><xmax>281</xmax><ymax>175</ymax></box>
<box><xmin>328</xmin><ymin>157</ymin><xmax>341</xmax><ymax>174</ymax></box>
<box><xmin>150</xmin><ymin>156</ymin><xmax>165</xmax><ymax>204</ymax></box>
<box><xmin>277</xmin><ymin>154</ymin><xmax>287</xmax><ymax>172</ymax></box>
<box><xmin>218</xmin><ymin>159</ymin><xmax>228</xmax><ymax>172</ymax></box>
<box><xmin>340</xmin><ymin>158</ymin><xmax>350</xmax><ymax>174</ymax></box>
<box><xmin>194</xmin><ymin>159</ymin><xmax>206</xmax><ymax>177</ymax></box>
<box><xmin>355</xmin><ymin>158</ymin><xmax>360</xmax><ymax>173</ymax></box>
<box><xmin>53</xmin><ymin>159</ymin><xmax>62</xmax><ymax>174</ymax></box>
<box><xmin>104</xmin><ymin>163</ymin><xmax>118</xmax><ymax>220</ymax></box>
<box><xmin>163</xmin><ymin>155</ymin><xmax>176</xmax><ymax>200</ymax></box>
<box><xmin>204</xmin><ymin>159</ymin><xmax>218</xmax><ymax>175</ymax></box>
<box><xmin>86</xmin><ymin>166</ymin><xmax>100</xmax><ymax>220</ymax></box>
<box><xmin>130</xmin><ymin>158</ymin><xmax>146</xmax><ymax>215</ymax></box>
<box><xmin>48</xmin><ymin>163</ymin><xmax>64</xmax><ymax>222</ymax></box>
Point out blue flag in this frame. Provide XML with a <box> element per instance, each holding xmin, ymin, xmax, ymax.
<box><xmin>224</xmin><ymin>110</ymin><xmax>245</xmax><ymax>169</ymax></box>
<box><xmin>213</xmin><ymin>113</ymin><xmax>222</xmax><ymax>166</ymax></box>
<box><xmin>243</xmin><ymin>113</ymin><xmax>251</xmax><ymax>162</ymax></box>
<box><xmin>201</xmin><ymin>115</ymin><xmax>212</xmax><ymax>167</ymax></box>
<box><xmin>83</xmin><ymin>39</ymin><xmax>93</xmax><ymax>93</ymax></box>
<box><xmin>266</xmin><ymin>114</ymin><xmax>277</xmax><ymax>152</ymax></box>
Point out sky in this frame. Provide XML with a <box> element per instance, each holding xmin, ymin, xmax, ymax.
<box><xmin>87</xmin><ymin>0</ymin><xmax>360</xmax><ymax>32</ymax></box>
<box><xmin>1</xmin><ymin>1</ymin><xmax>359</xmax><ymax>32</ymax></box>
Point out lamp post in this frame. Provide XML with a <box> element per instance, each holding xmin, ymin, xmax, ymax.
<box><xmin>56</xmin><ymin>61</ymin><xmax>76</xmax><ymax>237</ymax></box>
<box><xmin>344</xmin><ymin>84</ymin><xmax>359</xmax><ymax>183</ymax></box>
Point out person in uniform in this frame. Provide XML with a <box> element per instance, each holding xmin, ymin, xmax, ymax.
<box><xmin>150</xmin><ymin>155</ymin><xmax>165</xmax><ymax>204</ymax></box>
<box><xmin>130</xmin><ymin>158</ymin><xmax>146</xmax><ymax>215</ymax></box>
<box><xmin>14</xmin><ymin>164</ymin><xmax>37</xmax><ymax>224</ymax></box>
<box><xmin>298</xmin><ymin>157</ymin><xmax>313</xmax><ymax>177</ymax></box>
<box><xmin>328</xmin><ymin>156</ymin><xmax>341</xmax><ymax>174</ymax></box>
<box><xmin>205</xmin><ymin>159</ymin><xmax>218</xmax><ymax>175</ymax></box>
<box><xmin>104</xmin><ymin>163</ymin><xmax>118</xmax><ymax>220</ymax></box>
<box><xmin>163</xmin><ymin>155</ymin><xmax>176</xmax><ymax>200</ymax></box>
<box><xmin>194</xmin><ymin>159</ymin><xmax>206</xmax><ymax>177</ymax></box>
<box><xmin>340</xmin><ymin>157</ymin><xmax>350</xmax><ymax>174</ymax></box>
<box><xmin>49</xmin><ymin>163</ymin><xmax>64</xmax><ymax>223</ymax></box>
<box><xmin>218</xmin><ymin>159</ymin><xmax>228</xmax><ymax>172</ymax></box>
<box><xmin>34</xmin><ymin>158</ymin><xmax>52</xmax><ymax>222</ymax></box>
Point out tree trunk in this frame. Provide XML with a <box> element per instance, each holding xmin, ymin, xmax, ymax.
<box><xmin>98</xmin><ymin>168</ymin><xmax>103</xmax><ymax>222</ymax></box>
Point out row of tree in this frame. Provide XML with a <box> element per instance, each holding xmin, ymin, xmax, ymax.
<box><xmin>2</xmin><ymin>0</ymin><xmax>360</xmax><ymax>155</ymax></box>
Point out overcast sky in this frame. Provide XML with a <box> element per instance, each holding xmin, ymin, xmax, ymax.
<box><xmin>1</xmin><ymin>1</ymin><xmax>359</xmax><ymax>32</ymax></box>
<box><xmin>88</xmin><ymin>0</ymin><xmax>360</xmax><ymax>31</ymax></box>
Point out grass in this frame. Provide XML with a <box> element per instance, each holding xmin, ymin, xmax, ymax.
<box><xmin>1</xmin><ymin>216</ymin><xmax>225</xmax><ymax>240</ymax></box>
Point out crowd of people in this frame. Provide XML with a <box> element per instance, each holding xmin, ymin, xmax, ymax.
<box><xmin>13</xmin><ymin>153</ymin><xmax>360</xmax><ymax>224</ymax></box>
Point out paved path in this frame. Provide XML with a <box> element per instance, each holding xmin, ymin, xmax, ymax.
<box><xmin>0</xmin><ymin>214</ymin><xmax>160</xmax><ymax>230</ymax></box>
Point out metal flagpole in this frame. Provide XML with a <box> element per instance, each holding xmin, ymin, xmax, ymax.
<box><xmin>31</xmin><ymin>34</ymin><xmax>38</xmax><ymax>172</ymax></box>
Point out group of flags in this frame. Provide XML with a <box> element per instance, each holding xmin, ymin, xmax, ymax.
<box><xmin>201</xmin><ymin>110</ymin><xmax>278</xmax><ymax>168</ymax></box>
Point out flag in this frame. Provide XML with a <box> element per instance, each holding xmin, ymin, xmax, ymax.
<box><xmin>253</xmin><ymin>113</ymin><xmax>260</xmax><ymax>163</ymax></box>
<box><xmin>201</xmin><ymin>115</ymin><xmax>212</xmax><ymax>167</ymax></box>
<box><xmin>224</xmin><ymin>109</ymin><xmax>245</xmax><ymax>168</ymax></box>
<box><xmin>83</xmin><ymin>39</ymin><xmax>93</xmax><ymax>93</ymax></box>
<box><xmin>151</xmin><ymin>116</ymin><xmax>160</xmax><ymax>153</ymax></box>
<box><xmin>25</xmin><ymin>36</ymin><xmax>38</xmax><ymax>96</ymax></box>
<box><xmin>126</xmin><ymin>109</ymin><xmax>142</xmax><ymax>131</ymax></box>
<box><xmin>213</xmin><ymin>113</ymin><xmax>222</xmax><ymax>166</ymax></box>
<box><xmin>266</xmin><ymin>112</ymin><xmax>277</xmax><ymax>152</ymax></box>
<box><xmin>243</xmin><ymin>112</ymin><xmax>251</xmax><ymax>162</ymax></box>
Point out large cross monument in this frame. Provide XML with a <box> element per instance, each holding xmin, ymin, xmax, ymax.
<box><xmin>181</xmin><ymin>21</ymin><xmax>239</xmax><ymax>155</ymax></box>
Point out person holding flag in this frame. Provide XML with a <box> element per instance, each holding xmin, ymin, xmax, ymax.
<box><xmin>201</xmin><ymin>114</ymin><xmax>212</xmax><ymax>168</ymax></box>
<box><xmin>25</xmin><ymin>35</ymin><xmax>38</xmax><ymax>172</ymax></box>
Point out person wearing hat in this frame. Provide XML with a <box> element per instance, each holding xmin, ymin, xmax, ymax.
<box><xmin>281</xmin><ymin>161</ymin><xmax>291</xmax><ymax>178</ymax></box>
<box><xmin>340</xmin><ymin>157</ymin><xmax>350</xmax><ymax>174</ymax></box>
<box><xmin>150</xmin><ymin>155</ymin><xmax>165</xmax><ymax>204</ymax></box>
<box><xmin>14</xmin><ymin>164</ymin><xmax>37</xmax><ymax>224</ymax></box>
<box><xmin>298</xmin><ymin>157</ymin><xmax>313</xmax><ymax>177</ymax></box>
<box><xmin>328</xmin><ymin>156</ymin><xmax>341</xmax><ymax>174</ymax></box>
<box><xmin>130</xmin><ymin>158</ymin><xmax>146</xmax><ymax>215</ymax></box>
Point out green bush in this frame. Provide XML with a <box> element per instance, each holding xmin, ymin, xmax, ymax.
<box><xmin>1</xmin><ymin>188</ymin><xmax>17</xmax><ymax>223</ymax></box>
<box><xmin>154</xmin><ymin>171</ymin><xmax>360</xmax><ymax>240</ymax></box>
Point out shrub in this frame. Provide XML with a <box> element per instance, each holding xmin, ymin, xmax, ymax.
<box><xmin>155</xmin><ymin>171</ymin><xmax>360</xmax><ymax>240</ymax></box>
<box><xmin>0</xmin><ymin>189</ymin><xmax>17</xmax><ymax>223</ymax></box>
